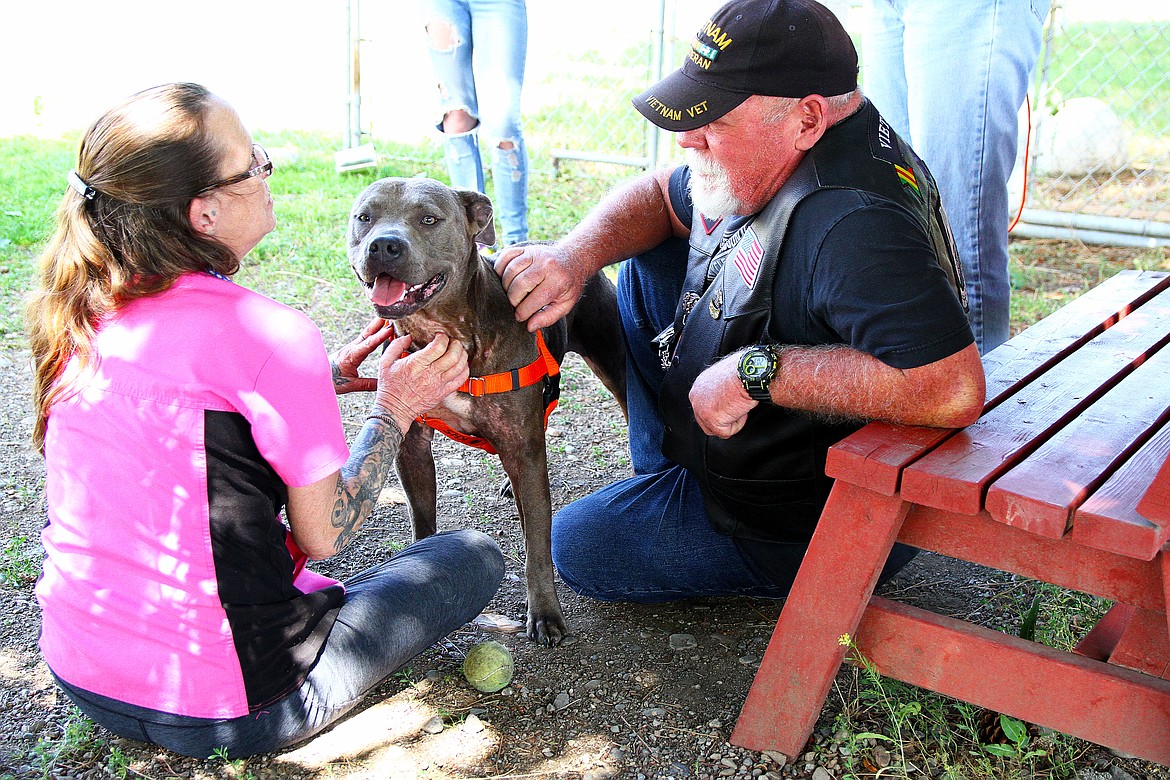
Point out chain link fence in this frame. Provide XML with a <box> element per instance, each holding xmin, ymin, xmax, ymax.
<box><xmin>372</xmin><ymin>1</ymin><xmax>1168</xmax><ymax>246</ymax></box>
<box><xmin>1015</xmin><ymin>0</ymin><xmax>1170</xmax><ymax>246</ymax></box>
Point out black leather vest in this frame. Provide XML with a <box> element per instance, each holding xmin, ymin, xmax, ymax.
<box><xmin>659</xmin><ymin>99</ymin><xmax>963</xmax><ymax>543</ymax></box>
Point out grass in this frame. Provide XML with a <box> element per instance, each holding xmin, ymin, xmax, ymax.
<box><xmin>526</xmin><ymin>42</ymin><xmax>653</xmax><ymax>161</ymax></box>
<box><xmin>827</xmin><ymin>582</ymin><xmax>1116</xmax><ymax>780</ymax></box>
<box><xmin>1008</xmin><ymin>239</ymin><xmax>1170</xmax><ymax>337</ymax></box>
<box><xmin>3</xmin><ymin>130</ymin><xmax>1170</xmax><ymax>778</ymax></box>
<box><xmin>22</xmin><ymin>707</ymin><xmax>114</xmax><ymax>780</ymax></box>
<box><xmin>0</xmin><ymin>135</ymin><xmax>77</xmax><ymax>344</ymax></box>
<box><xmin>0</xmin><ymin>129</ymin><xmax>628</xmax><ymax>346</ymax></box>
<box><xmin>0</xmin><ymin>535</ymin><xmax>40</xmax><ymax>587</ymax></box>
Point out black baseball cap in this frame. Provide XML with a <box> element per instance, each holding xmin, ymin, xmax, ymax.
<box><xmin>634</xmin><ymin>0</ymin><xmax>858</xmax><ymax>132</ymax></box>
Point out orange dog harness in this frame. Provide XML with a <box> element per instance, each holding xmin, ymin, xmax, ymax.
<box><xmin>416</xmin><ymin>330</ymin><xmax>561</xmax><ymax>454</ymax></box>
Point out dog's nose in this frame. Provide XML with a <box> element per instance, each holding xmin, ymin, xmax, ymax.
<box><xmin>367</xmin><ymin>234</ymin><xmax>404</xmax><ymax>260</ymax></box>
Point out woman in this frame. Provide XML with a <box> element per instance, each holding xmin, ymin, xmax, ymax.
<box><xmin>25</xmin><ymin>83</ymin><xmax>504</xmax><ymax>758</ymax></box>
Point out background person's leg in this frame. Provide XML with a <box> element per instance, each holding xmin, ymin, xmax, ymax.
<box><xmin>859</xmin><ymin>0</ymin><xmax>910</xmax><ymax>134</ymax></box>
<box><xmin>423</xmin><ymin>0</ymin><xmax>486</xmax><ymax>195</ymax></box>
<box><xmin>865</xmin><ymin>0</ymin><xmax>1048</xmax><ymax>353</ymax></box>
<box><xmin>469</xmin><ymin>0</ymin><xmax>529</xmax><ymax>245</ymax></box>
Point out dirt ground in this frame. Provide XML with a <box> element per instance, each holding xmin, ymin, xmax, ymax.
<box><xmin>3</xmin><ymin>243</ymin><xmax>1170</xmax><ymax>780</ymax></box>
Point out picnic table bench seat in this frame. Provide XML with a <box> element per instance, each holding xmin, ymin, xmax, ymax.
<box><xmin>730</xmin><ymin>269</ymin><xmax>1170</xmax><ymax>766</ymax></box>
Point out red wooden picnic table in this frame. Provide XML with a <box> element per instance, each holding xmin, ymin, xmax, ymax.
<box><xmin>730</xmin><ymin>269</ymin><xmax>1170</xmax><ymax>765</ymax></box>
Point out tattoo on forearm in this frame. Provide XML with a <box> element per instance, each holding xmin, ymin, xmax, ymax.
<box><xmin>329</xmin><ymin>416</ymin><xmax>404</xmax><ymax>553</ymax></box>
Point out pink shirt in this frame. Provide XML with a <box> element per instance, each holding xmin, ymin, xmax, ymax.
<box><xmin>37</xmin><ymin>274</ymin><xmax>350</xmax><ymax>718</ymax></box>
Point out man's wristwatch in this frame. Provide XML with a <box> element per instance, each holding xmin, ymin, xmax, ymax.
<box><xmin>737</xmin><ymin>344</ymin><xmax>778</xmax><ymax>402</ymax></box>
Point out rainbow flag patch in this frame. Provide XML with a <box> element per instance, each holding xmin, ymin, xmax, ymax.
<box><xmin>894</xmin><ymin>164</ymin><xmax>919</xmax><ymax>194</ymax></box>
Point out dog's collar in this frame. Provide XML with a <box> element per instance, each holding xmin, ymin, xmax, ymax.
<box><xmin>458</xmin><ymin>330</ymin><xmax>560</xmax><ymax>397</ymax></box>
<box><xmin>416</xmin><ymin>331</ymin><xmax>562</xmax><ymax>454</ymax></box>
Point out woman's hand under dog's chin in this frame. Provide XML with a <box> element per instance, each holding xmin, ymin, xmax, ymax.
<box><xmin>374</xmin><ymin>332</ymin><xmax>470</xmax><ymax>430</ymax></box>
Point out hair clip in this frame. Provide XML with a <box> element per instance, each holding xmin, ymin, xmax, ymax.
<box><xmin>67</xmin><ymin>170</ymin><xmax>97</xmax><ymax>201</ymax></box>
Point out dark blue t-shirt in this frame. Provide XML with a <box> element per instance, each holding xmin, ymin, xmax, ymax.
<box><xmin>669</xmin><ymin>166</ymin><xmax>973</xmax><ymax>370</ymax></box>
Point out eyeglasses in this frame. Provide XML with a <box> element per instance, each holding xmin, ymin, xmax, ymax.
<box><xmin>195</xmin><ymin>143</ymin><xmax>273</xmax><ymax>195</ymax></box>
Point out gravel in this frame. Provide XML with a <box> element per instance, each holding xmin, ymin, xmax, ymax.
<box><xmin>2</xmin><ymin>341</ymin><xmax>1168</xmax><ymax>780</ymax></box>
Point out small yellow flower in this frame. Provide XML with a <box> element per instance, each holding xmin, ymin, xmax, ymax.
<box><xmin>838</xmin><ymin>633</ymin><xmax>852</xmax><ymax>646</ymax></box>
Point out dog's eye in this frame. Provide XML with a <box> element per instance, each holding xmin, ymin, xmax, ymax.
<box><xmin>420</xmin><ymin>215</ymin><xmax>439</xmax><ymax>226</ymax></box>
<box><xmin>355</xmin><ymin>213</ymin><xmax>370</xmax><ymax>223</ymax></box>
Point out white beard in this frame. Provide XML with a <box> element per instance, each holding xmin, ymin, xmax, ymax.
<box><xmin>686</xmin><ymin>149</ymin><xmax>746</xmax><ymax>219</ymax></box>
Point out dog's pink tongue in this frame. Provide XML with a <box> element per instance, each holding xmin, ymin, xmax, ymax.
<box><xmin>370</xmin><ymin>275</ymin><xmax>407</xmax><ymax>306</ymax></box>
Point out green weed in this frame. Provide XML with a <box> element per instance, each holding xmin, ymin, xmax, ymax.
<box><xmin>105</xmin><ymin>744</ymin><xmax>131</xmax><ymax>778</ymax></box>
<box><xmin>834</xmin><ymin>633</ymin><xmax>1087</xmax><ymax>779</ymax></box>
<box><xmin>26</xmin><ymin>708</ymin><xmax>100</xmax><ymax>780</ymax></box>
<box><xmin>210</xmin><ymin>745</ymin><xmax>257</xmax><ymax>779</ymax></box>
<box><xmin>0</xmin><ymin>535</ymin><xmax>40</xmax><ymax>586</ymax></box>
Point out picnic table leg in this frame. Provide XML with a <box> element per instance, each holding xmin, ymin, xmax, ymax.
<box><xmin>1104</xmin><ymin>550</ymin><xmax>1170</xmax><ymax>678</ymax></box>
<box><xmin>731</xmin><ymin>483</ymin><xmax>909</xmax><ymax>756</ymax></box>
<box><xmin>1072</xmin><ymin>549</ymin><xmax>1170</xmax><ymax>678</ymax></box>
<box><xmin>1106</xmin><ymin>606</ymin><xmax>1170</xmax><ymax>679</ymax></box>
<box><xmin>1074</xmin><ymin>603</ymin><xmax>1137</xmax><ymax>662</ymax></box>
<box><xmin>1117</xmin><ymin>550</ymin><xmax>1170</xmax><ymax>679</ymax></box>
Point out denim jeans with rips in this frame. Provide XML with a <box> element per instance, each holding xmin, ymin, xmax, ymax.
<box><xmin>421</xmin><ymin>0</ymin><xmax>529</xmax><ymax>246</ymax></box>
<box><xmin>550</xmin><ymin>240</ymin><xmax>916</xmax><ymax>603</ymax></box>
<box><xmin>861</xmin><ymin>0</ymin><xmax>1050</xmax><ymax>353</ymax></box>
<box><xmin>53</xmin><ymin>530</ymin><xmax>503</xmax><ymax>759</ymax></box>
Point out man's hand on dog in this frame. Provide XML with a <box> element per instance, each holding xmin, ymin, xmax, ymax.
<box><xmin>330</xmin><ymin>318</ymin><xmax>397</xmax><ymax>394</ymax></box>
<box><xmin>495</xmin><ymin>244</ymin><xmax>586</xmax><ymax>332</ymax></box>
<box><xmin>374</xmin><ymin>331</ymin><xmax>470</xmax><ymax>431</ymax></box>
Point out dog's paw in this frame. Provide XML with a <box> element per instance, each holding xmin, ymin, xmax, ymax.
<box><xmin>526</xmin><ymin>612</ymin><xmax>568</xmax><ymax>647</ymax></box>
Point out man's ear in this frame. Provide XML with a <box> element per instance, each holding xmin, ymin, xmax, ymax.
<box><xmin>794</xmin><ymin>95</ymin><xmax>830</xmax><ymax>152</ymax></box>
<box><xmin>188</xmin><ymin>193</ymin><xmax>219</xmax><ymax>236</ymax></box>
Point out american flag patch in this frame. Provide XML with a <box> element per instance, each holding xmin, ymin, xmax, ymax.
<box><xmin>733</xmin><ymin>229</ymin><xmax>763</xmax><ymax>288</ymax></box>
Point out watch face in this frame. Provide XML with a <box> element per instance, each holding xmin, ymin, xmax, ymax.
<box><xmin>742</xmin><ymin>353</ymin><xmax>771</xmax><ymax>379</ymax></box>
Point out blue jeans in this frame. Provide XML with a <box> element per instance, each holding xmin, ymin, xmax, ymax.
<box><xmin>861</xmin><ymin>0</ymin><xmax>1050</xmax><ymax>353</ymax></box>
<box><xmin>422</xmin><ymin>0</ymin><xmax>529</xmax><ymax>246</ymax></box>
<box><xmin>54</xmin><ymin>530</ymin><xmax>503</xmax><ymax>759</ymax></box>
<box><xmin>551</xmin><ymin>241</ymin><xmax>916</xmax><ymax>603</ymax></box>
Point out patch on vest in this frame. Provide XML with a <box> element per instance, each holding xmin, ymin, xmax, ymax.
<box><xmin>870</xmin><ymin>114</ymin><xmax>922</xmax><ymax>201</ymax></box>
<box><xmin>870</xmin><ymin>114</ymin><xmax>904</xmax><ymax>166</ymax></box>
<box><xmin>709</xmin><ymin>288</ymin><xmax>723</xmax><ymax>319</ymax></box>
<box><xmin>894</xmin><ymin>163</ymin><xmax>921</xmax><ymax>198</ymax></box>
<box><xmin>732</xmin><ymin>227</ymin><xmax>764</xmax><ymax>289</ymax></box>
<box><xmin>681</xmin><ymin>291</ymin><xmax>701</xmax><ymax>325</ymax></box>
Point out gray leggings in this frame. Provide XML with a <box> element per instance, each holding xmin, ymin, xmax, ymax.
<box><xmin>53</xmin><ymin>529</ymin><xmax>504</xmax><ymax>759</ymax></box>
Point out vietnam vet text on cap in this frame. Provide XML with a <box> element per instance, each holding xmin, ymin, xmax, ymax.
<box><xmin>633</xmin><ymin>0</ymin><xmax>859</xmax><ymax>132</ymax></box>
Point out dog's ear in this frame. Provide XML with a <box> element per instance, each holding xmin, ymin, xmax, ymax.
<box><xmin>457</xmin><ymin>189</ymin><xmax>496</xmax><ymax>248</ymax></box>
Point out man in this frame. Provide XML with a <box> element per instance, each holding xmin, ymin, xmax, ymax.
<box><xmin>495</xmin><ymin>0</ymin><xmax>985</xmax><ymax>602</ymax></box>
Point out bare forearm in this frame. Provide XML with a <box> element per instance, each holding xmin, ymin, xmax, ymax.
<box><xmin>329</xmin><ymin>414</ymin><xmax>404</xmax><ymax>554</ymax></box>
<box><xmin>768</xmin><ymin>343</ymin><xmax>984</xmax><ymax>427</ymax></box>
<box><xmin>557</xmin><ymin>170</ymin><xmax>680</xmax><ymax>275</ymax></box>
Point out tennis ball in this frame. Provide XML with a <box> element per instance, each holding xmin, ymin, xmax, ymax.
<box><xmin>463</xmin><ymin>640</ymin><xmax>514</xmax><ymax>693</ymax></box>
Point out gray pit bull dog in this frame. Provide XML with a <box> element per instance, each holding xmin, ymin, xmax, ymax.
<box><xmin>347</xmin><ymin>177</ymin><xmax>627</xmax><ymax>646</ymax></box>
